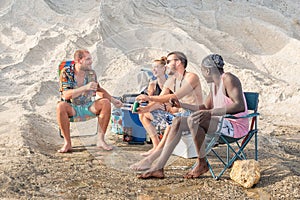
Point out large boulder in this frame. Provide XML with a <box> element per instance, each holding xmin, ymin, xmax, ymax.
<box><xmin>230</xmin><ymin>159</ymin><xmax>260</xmax><ymax>188</ymax></box>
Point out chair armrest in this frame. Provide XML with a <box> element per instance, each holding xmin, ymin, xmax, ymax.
<box><xmin>224</xmin><ymin>112</ymin><xmax>259</xmax><ymax>119</ymax></box>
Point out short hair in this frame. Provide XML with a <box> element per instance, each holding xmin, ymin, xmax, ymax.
<box><xmin>167</xmin><ymin>51</ymin><xmax>188</xmax><ymax>68</ymax></box>
<box><xmin>202</xmin><ymin>54</ymin><xmax>224</xmax><ymax>69</ymax></box>
<box><xmin>74</xmin><ymin>49</ymin><xmax>90</xmax><ymax>60</ymax></box>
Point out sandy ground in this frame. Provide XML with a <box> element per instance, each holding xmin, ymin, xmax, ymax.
<box><xmin>0</xmin><ymin>118</ymin><xmax>299</xmax><ymax>199</ymax></box>
<box><xmin>0</xmin><ymin>0</ymin><xmax>300</xmax><ymax>199</ymax></box>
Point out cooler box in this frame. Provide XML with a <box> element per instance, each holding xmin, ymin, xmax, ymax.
<box><xmin>121</xmin><ymin>107</ymin><xmax>146</xmax><ymax>142</ymax></box>
<box><xmin>172</xmin><ymin>132</ymin><xmax>197</xmax><ymax>158</ymax></box>
<box><xmin>111</xmin><ymin>108</ymin><xmax>123</xmax><ymax>134</ymax></box>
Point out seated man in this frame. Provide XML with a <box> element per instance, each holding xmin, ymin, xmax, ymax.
<box><xmin>131</xmin><ymin>51</ymin><xmax>203</xmax><ymax>170</ymax></box>
<box><xmin>57</xmin><ymin>49</ymin><xmax>122</xmax><ymax>153</ymax></box>
<box><xmin>138</xmin><ymin>54</ymin><xmax>249</xmax><ymax>179</ymax></box>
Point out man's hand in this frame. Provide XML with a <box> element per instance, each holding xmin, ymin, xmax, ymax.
<box><xmin>190</xmin><ymin>110</ymin><xmax>212</xmax><ymax>124</ymax></box>
<box><xmin>136</xmin><ymin>94</ymin><xmax>150</xmax><ymax>102</ymax></box>
<box><xmin>85</xmin><ymin>82</ymin><xmax>98</xmax><ymax>91</ymax></box>
<box><xmin>165</xmin><ymin>103</ymin><xmax>179</xmax><ymax>114</ymax></box>
<box><xmin>137</xmin><ymin>105</ymin><xmax>150</xmax><ymax>113</ymax></box>
<box><xmin>169</xmin><ymin>98</ymin><xmax>180</xmax><ymax>108</ymax></box>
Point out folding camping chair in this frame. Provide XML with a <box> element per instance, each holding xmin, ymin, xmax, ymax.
<box><xmin>205</xmin><ymin>92</ymin><xmax>259</xmax><ymax>180</ymax></box>
<box><xmin>58</xmin><ymin>60</ymin><xmax>98</xmax><ymax>139</ymax></box>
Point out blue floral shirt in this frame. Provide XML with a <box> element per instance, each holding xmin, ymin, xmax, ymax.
<box><xmin>59</xmin><ymin>64</ymin><xmax>97</xmax><ymax>105</ymax></box>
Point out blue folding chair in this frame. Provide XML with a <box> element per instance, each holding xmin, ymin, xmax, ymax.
<box><xmin>205</xmin><ymin>92</ymin><xmax>259</xmax><ymax>180</ymax></box>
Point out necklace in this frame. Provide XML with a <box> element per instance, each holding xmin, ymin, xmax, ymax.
<box><xmin>174</xmin><ymin>70</ymin><xmax>186</xmax><ymax>92</ymax></box>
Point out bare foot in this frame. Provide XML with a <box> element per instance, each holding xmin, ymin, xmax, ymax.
<box><xmin>57</xmin><ymin>144</ymin><xmax>72</xmax><ymax>153</ymax></box>
<box><xmin>97</xmin><ymin>141</ymin><xmax>113</xmax><ymax>151</ymax></box>
<box><xmin>130</xmin><ymin>159</ymin><xmax>151</xmax><ymax>171</ymax></box>
<box><xmin>184</xmin><ymin>162</ymin><xmax>209</xmax><ymax>179</ymax></box>
<box><xmin>140</xmin><ymin>148</ymin><xmax>155</xmax><ymax>157</ymax></box>
<box><xmin>137</xmin><ymin>169</ymin><xmax>165</xmax><ymax>179</ymax></box>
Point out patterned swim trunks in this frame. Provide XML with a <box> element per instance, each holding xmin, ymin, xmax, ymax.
<box><xmin>69</xmin><ymin>101</ymin><xmax>97</xmax><ymax>122</ymax></box>
<box><xmin>150</xmin><ymin>109</ymin><xmax>192</xmax><ymax>129</ymax></box>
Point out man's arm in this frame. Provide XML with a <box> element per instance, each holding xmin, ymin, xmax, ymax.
<box><xmin>60</xmin><ymin>69</ymin><xmax>96</xmax><ymax>100</ymax></box>
<box><xmin>137</xmin><ymin>73</ymin><xmax>200</xmax><ymax>103</ymax></box>
<box><xmin>174</xmin><ymin>91</ymin><xmax>213</xmax><ymax>111</ymax></box>
<box><xmin>137</xmin><ymin>101</ymin><xmax>165</xmax><ymax>113</ymax></box>
<box><xmin>137</xmin><ymin>86</ymin><xmax>173</xmax><ymax>113</ymax></box>
<box><xmin>62</xmin><ymin>83</ymin><xmax>94</xmax><ymax>100</ymax></box>
<box><xmin>97</xmin><ymin>84</ymin><xmax>112</xmax><ymax>100</ymax></box>
<box><xmin>177</xmin><ymin>102</ymin><xmax>199</xmax><ymax>111</ymax></box>
<box><xmin>97</xmin><ymin>83</ymin><xmax>123</xmax><ymax>107</ymax></box>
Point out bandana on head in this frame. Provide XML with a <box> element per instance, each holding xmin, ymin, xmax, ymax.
<box><xmin>211</xmin><ymin>54</ymin><xmax>224</xmax><ymax>68</ymax></box>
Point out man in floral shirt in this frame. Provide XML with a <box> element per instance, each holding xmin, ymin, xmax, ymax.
<box><xmin>57</xmin><ymin>49</ymin><xmax>122</xmax><ymax>153</ymax></box>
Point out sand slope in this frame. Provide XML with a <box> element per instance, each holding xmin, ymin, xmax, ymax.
<box><xmin>0</xmin><ymin>0</ymin><xmax>299</xmax><ymax>199</ymax></box>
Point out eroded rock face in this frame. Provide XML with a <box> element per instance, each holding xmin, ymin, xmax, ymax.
<box><xmin>230</xmin><ymin>160</ymin><xmax>260</xmax><ymax>188</ymax></box>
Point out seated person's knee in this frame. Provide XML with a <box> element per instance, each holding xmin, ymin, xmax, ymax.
<box><xmin>56</xmin><ymin>101</ymin><xmax>69</xmax><ymax>111</ymax></box>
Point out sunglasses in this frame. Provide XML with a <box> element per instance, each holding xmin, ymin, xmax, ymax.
<box><xmin>166</xmin><ymin>59</ymin><xmax>179</xmax><ymax>64</ymax></box>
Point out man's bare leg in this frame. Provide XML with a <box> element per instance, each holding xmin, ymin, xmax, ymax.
<box><xmin>138</xmin><ymin>117</ymin><xmax>188</xmax><ymax>179</ymax></box>
<box><xmin>130</xmin><ymin>126</ymin><xmax>170</xmax><ymax>170</ymax></box>
<box><xmin>130</xmin><ymin>147</ymin><xmax>162</xmax><ymax>171</ymax></box>
<box><xmin>184</xmin><ymin>115</ymin><xmax>217</xmax><ymax>178</ymax></box>
<box><xmin>56</xmin><ymin>102</ymin><xmax>74</xmax><ymax>153</ymax></box>
<box><xmin>137</xmin><ymin>168</ymin><xmax>165</xmax><ymax>179</ymax></box>
<box><xmin>91</xmin><ymin>98</ymin><xmax>112</xmax><ymax>150</ymax></box>
<box><xmin>184</xmin><ymin>158</ymin><xmax>209</xmax><ymax>179</ymax></box>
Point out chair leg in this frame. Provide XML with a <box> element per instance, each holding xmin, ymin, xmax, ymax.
<box><xmin>58</xmin><ymin>120</ymin><xmax>98</xmax><ymax>139</ymax></box>
<box><xmin>255</xmin><ymin>131</ymin><xmax>258</xmax><ymax>160</ymax></box>
<box><xmin>207</xmin><ymin>134</ymin><xmax>254</xmax><ymax>180</ymax></box>
<box><xmin>206</xmin><ymin>158</ymin><xmax>219</xmax><ymax>180</ymax></box>
<box><xmin>59</xmin><ymin>128</ymin><xmax>64</xmax><ymax>138</ymax></box>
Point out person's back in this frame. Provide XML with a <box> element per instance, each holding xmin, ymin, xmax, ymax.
<box><xmin>148</xmin><ymin>78</ymin><xmax>163</xmax><ymax>96</ymax></box>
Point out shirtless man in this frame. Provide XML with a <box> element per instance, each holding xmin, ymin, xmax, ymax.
<box><xmin>57</xmin><ymin>49</ymin><xmax>123</xmax><ymax>153</ymax></box>
<box><xmin>138</xmin><ymin>54</ymin><xmax>249</xmax><ymax>179</ymax></box>
<box><xmin>130</xmin><ymin>51</ymin><xmax>203</xmax><ymax>170</ymax></box>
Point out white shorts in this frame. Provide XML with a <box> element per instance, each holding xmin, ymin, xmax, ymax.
<box><xmin>220</xmin><ymin>119</ymin><xmax>234</xmax><ymax>137</ymax></box>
